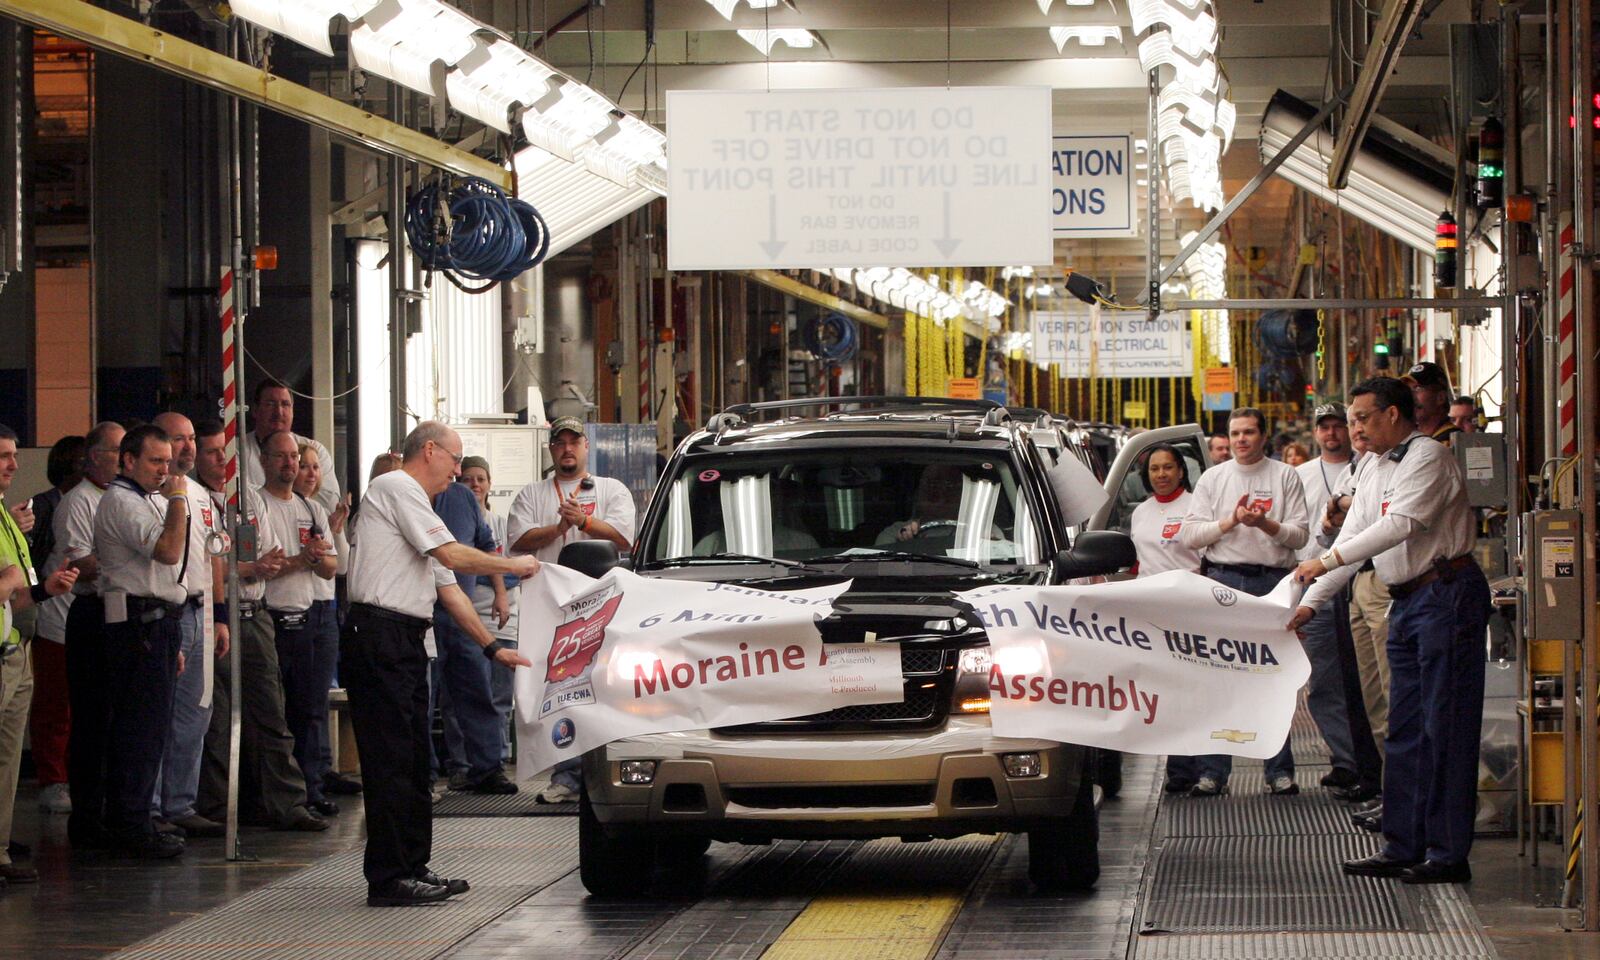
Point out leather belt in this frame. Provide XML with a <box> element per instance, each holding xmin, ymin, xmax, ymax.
<box><xmin>127</xmin><ymin>595</ymin><xmax>185</xmax><ymax>624</ymax></box>
<box><xmin>1389</xmin><ymin>554</ymin><xmax>1476</xmax><ymax>600</ymax></box>
<box><xmin>1201</xmin><ymin>560</ymin><xmax>1289</xmax><ymax>579</ymax></box>
<box><xmin>349</xmin><ymin>602</ymin><xmax>430</xmax><ymax>633</ymax></box>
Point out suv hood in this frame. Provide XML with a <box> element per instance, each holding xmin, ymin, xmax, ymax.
<box><xmin>817</xmin><ymin>590</ymin><xmax>989</xmax><ymax>646</ymax></box>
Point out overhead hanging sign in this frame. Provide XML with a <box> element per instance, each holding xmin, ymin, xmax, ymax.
<box><xmin>956</xmin><ymin>571</ymin><xmax>1311</xmax><ymax>758</ymax></box>
<box><xmin>1051</xmin><ymin>134</ymin><xmax>1137</xmax><ymax>238</ymax></box>
<box><xmin>514</xmin><ymin>566</ymin><xmax>904</xmax><ymax>778</ymax></box>
<box><xmin>1031</xmin><ymin>307</ymin><xmax>1193</xmax><ymax>378</ymax></box>
<box><xmin>666</xmin><ymin>86</ymin><xmax>1054</xmax><ymax>270</ymax></box>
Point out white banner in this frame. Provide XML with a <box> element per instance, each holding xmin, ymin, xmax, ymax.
<box><xmin>1031</xmin><ymin>307</ymin><xmax>1193</xmax><ymax>378</ymax></box>
<box><xmin>666</xmin><ymin>86</ymin><xmax>1054</xmax><ymax>270</ymax></box>
<box><xmin>1052</xmin><ymin>134</ymin><xmax>1137</xmax><ymax>238</ymax></box>
<box><xmin>956</xmin><ymin>571</ymin><xmax>1309</xmax><ymax>759</ymax></box>
<box><xmin>515</xmin><ymin>566</ymin><xmax>904</xmax><ymax>778</ymax></box>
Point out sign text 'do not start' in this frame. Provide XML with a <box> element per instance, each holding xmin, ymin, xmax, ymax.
<box><xmin>667</xmin><ymin>86</ymin><xmax>1054</xmax><ymax>270</ymax></box>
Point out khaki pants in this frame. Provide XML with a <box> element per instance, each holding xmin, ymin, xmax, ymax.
<box><xmin>1349</xmin><ymin>569</ymin><xmax>1391</xmax><ymax>753</ymax></box>
<box><xmin>0</xmin><ymin>639</ymin><xmax>34</xmax><ymax>866</ymax></box>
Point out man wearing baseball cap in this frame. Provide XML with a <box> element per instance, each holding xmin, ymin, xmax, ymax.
<box><xmin>1294</xmin><ymin>403</ymin><xmax>1383</xmax><ymax>803</ymax></box>
<box><xmin>505</xmin><ymin>417</ymin><xmax>636</xmax><ymax>804</ymax></box>
<box><xmin>1401</xmin><ymin>362</ymin><xmax>1460</xmax><ymax>443</ymax></box>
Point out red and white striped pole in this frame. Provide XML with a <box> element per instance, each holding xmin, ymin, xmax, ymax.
<box><xmin>219</xmin><ymin>265</ymin><xmax>242</xmax><ymax>502</ymax></box>
<box><xmin>1558</xmin><ymin>214</ymin><xmax>1579</xmax><ymax>456</ymax></box>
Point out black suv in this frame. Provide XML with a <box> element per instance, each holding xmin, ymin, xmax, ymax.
<box><xmin>566</xmin><ymin>398</ymin><xmax>1176</xmax><ymax>897</ymax></box>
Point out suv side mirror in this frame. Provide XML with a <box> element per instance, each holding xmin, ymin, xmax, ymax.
<box><xmin>557</xmin><ymin>540</ymin><xmax>624</xmax><ymax>578</ymax></box>
<box><xmin>1053</xmin><ymin>531</ymin><xmax>1137</xmax><ymax>579</ymax></box>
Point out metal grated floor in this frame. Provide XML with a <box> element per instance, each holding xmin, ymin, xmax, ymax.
<box><xmin>1132</xmin><ymin>702</ymin><xmax>1500</xmax><ymax>959</ymax></box>
<box><xmin>108</xmin><ymin>819</ymin><xmax>580</xmax><ymax>960</ymax></box>
<box><xmin>429</xmin><ymin>790</ymin><xmax>576</xmax><ymax>817</ymax></box>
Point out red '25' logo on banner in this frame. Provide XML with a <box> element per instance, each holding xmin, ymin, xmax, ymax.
<box><xmin>546</xmin><ymin>594</ymin><xmax>623</xmax><ymax>683</ymax></box>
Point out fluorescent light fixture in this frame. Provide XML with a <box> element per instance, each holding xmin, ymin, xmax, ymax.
<box><xmin>1050</xmin><ymin>26</ymin><xmax>1123</xmax><ymax>51</ymax></box>
<box><xmin>521</xmin><ymin>76</ymin><xmax>616</xmax><ymax>161</ymax></box>
<box><xmin>584</xmin><ymin>112</ymin><xmax>667</xmax><ymax>185</ymax></box>
<box><xmin>1259</xmin><ymin>89</ymin><xmax>1458</xmax><ymax>252</ymax></box>
<box><xmin>707</xmin><ymin>0</ymin><xmax>779</xmax><ymax>19</ymax></box>
<box><xmin>1138</xmin><ymin>32</ymin><xmax>1218</xmax><ymax>92</ymax></box>
<box><xmin>445</xmin><ymin>38</ymin><xmax>555</xmax><ymax>133</ymax></box>
<box><xmin>737</xmin><ymin>29</ymin><xmax>817</xmax><ymax>54</ymax></box>
<box><xmin>350</xmin><ymin>0</ymin><xmax>481</xmax><ymax>96</ymax></box>
<box><xmin>1127</xmin><ymin>0</ymin><xmax>1217</xmax><ymax>56</ymax></box>
<box><xmin>1037</xmin><ymin>0</ymin><xmax>1098</xmax><ymax>10</ymax></box>
<box><xmin>230</xmin><ymin>0</ymin><xmax>384</xmax><ymax>56</ymax></box>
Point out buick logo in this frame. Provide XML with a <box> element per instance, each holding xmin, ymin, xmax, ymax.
<box><xmin>1211</xmin><ymin>586</ymin><xmax>1237</xmax><ymax>607</ymax></box>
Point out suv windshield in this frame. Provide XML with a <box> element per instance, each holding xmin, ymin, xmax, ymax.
<box><xmin>645</xmin><ymin>448</ymin><xmax>1046</xmax><ymax>568</ymax></box>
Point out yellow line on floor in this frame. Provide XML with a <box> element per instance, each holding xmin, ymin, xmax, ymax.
<box><xmin>760</xmin><ymin>836</ymin><xmax>997</xmax><ymax>960</ymax></box>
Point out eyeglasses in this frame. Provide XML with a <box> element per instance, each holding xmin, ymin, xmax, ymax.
<box><xmin>430</xmin><ymin>440</ymin><xmax>464</xmax><ymax>464</ymax></box>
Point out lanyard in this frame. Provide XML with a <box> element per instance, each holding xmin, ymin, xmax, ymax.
<box><xmin>0</xmin><ymin>500</ymin><xmax>26</xmax><ymax>566</ymax></box>
<box><xmin>114</xmin><ymin>476</ymin><xmax>190</xmax><ymax>585</ymax></box>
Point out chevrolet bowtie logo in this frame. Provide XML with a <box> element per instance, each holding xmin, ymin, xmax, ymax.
<box><xmin>1210</xmin><ymin>729</ymin><xmax>1258</xmax><ymax>744</ymax></box>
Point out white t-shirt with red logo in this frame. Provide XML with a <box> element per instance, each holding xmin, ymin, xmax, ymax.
<box><xmin>258</xmin><ymin>486</ymin><xmax>335</xmax><ymax>613</ymax></box>
<box><xmin>1180</xmin><ymin>455</ymin><xmax>1310</xmax><ymax>570</ymax></box>
<box><xmin>1130</xmin><ymin>489</ymin><xmax>1203</xmax><ymax>577</ymax></box>
<box><xmin>506</xmin><ymin>474</ymin><xmax>637</xmax><ymax>565</ymax></box>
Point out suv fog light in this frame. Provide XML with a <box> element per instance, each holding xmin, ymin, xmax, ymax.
<box><xmin>1002</xmin><ymin>752</ymin><xmax>1041</xmax><ymax>778</ymax></box>
<box><xmin>619</xmin><ymin>760</ymin><xmax>658</xmax><ymax>785</ymax></box>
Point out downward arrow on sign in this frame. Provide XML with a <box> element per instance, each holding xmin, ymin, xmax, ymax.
<box><xmin>932</xmin><ymin>191</ymin><xmax>961</xmax><ymax>258</ymax></box>
<box><xmin>760</xmin><ymin>194</ymin><xmax>787</xmax><ymax>260</ymax></box>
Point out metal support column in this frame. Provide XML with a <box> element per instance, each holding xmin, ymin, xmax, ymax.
<box><xmin>1145</xmin><ymin>68</ymin><xmax>1161</xmax><ymax>315</ymax></box>
<box><xmin>1571</xmin><ymin>0</ymin><xmax>1600</xmax><ymax>927</ymax></box>
<box><xmin>222</xmin><ymin>25</ymin><xmax>249</xmax><ymax>863</ymax></box>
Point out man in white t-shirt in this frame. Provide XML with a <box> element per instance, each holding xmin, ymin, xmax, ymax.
<box><xmin>239</xmin><ymin>381</ymin><xmax>341</xmax><ymax>514</ymax></box>
<box><xmin>343</xmin><ymin>422</ymin><xmax>537</xmax><ymax>907</ymax></box>
<box><xmin>507</xmin><ymin>418</ymin><xmax>636</xmax><ymax>565</ymax></box>
<box><xmin>1293</xmin><ymin>404</ymin><xmax>1381</xmax><ymax>803</ymax></box>
<box><xmin>257</xmin><ymin>430</ymin><xmax>338</xmax><ymax>828</ymax></box>
<box><xmin>505</xmin><ymin>417</ymin><xmax>635</xmax><ymax>802</ymax></box>
<box><xmin>1179</xmin><ymin>406</ymin><xmax>1309</xmax><ymax>798</ymax></box>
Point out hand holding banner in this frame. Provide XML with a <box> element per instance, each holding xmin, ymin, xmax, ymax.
<box><xmin>957</xmin><ymin>571</ymin><xmax>1310</xmax><ymax>760</ymax></box>
<box><xmin>515</xmin><ymin>566</ymin><xmax>904</xmax><ymax>780</ymax></box>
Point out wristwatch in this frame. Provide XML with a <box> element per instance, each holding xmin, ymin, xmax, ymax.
<box><xmin>1319</xmin><ymin>548</ymin><xmax>1344</xmax><ymax>570</ymax></box>
<box><xmin>482</xmin><ymin>638</ymin><xmax>513</xmax><ymax>661</ymax></box>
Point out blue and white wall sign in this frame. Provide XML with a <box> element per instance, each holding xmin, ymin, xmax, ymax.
<box><xmin>1051</xmin><ymin>134</ymin><xmax>1136</xmax><ymax>238</ymax></box>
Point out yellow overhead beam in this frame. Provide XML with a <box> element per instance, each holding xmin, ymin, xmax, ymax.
<box><xmin>744</xmin><ymin>270</ymin><xmax>889</xmax><ymax>330</ymax></box>
<box><xmin>1</xmin><ymin>0</ymin><xmax>510</xmax><ymax>188</ymax></box>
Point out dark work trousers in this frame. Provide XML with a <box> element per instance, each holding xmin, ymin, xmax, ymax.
<box><xmin>198</xmin><ymin>610</ymin><xmax>308</xmax><ymax>824</ymax></box>
<box><xmin>1189</xmin><ymin>565</ymin><xmax>1296</xmax><ymax>785</ymax></box>
<box><xmin>1330</xmin><ymin>589</ymin><xmax>1384</xmax><ymax>790</ymax></box>
<box><xmin>342</xmin><ymin>606</ymin><xmax>431</xmax><ymax>888</ymax></box>
<box><xmin>104</xmin><ymin>612</ymin><xmax>181</xmax><ymax>840</ymax></box>
<box><xmin>311</xmin><ymin>599</ymin><xmax>341</xmax><ymax>789</ymax></box>
<box><xmin>432</xmin><ymin>609</ymin><xmax>504</xmax><ymax>782</ymax></box>
<box><xmin>1380</xmin><ymin>564</ymin><xmax>1491</xmax><ymax>867</ymax></box>
<box><xmin>64</xmin><ymin>595</ymin><xmax>111</xmax><ymax>842</ymax></box>
<box><xmin>274</xmin><ymin>604</ymin><xmax>338</xmax><ymax>804</ymax></box>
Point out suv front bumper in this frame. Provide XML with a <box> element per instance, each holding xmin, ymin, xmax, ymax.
<box><xmin>583</xmin><ymin>717</ymin><xmax>1087</xmax><ymax>842</ymax></box>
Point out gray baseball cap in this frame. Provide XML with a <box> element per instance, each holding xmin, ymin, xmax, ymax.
<box><xmin>1312</xmin><ymin>401</ymin><xmax>1347</xmax><ymax>424</ymax></box>
<box><xmin>549</xmin><ymin>416</ymin><xmax>587</xmax><ymax>439</ymax></box>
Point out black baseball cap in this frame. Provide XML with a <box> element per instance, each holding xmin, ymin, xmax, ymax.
<box><xmin>1401</xmin><ymin>361</ymin><xmax>1452</xmax><ymax>393</ymax></box>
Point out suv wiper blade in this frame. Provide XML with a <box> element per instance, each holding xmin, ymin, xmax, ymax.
<box><xmin>810</xmin><ymin>550</ymin><xmax>987</xmax><ymax>570</ymax></box>
<box><xmin>644</xmin><ymin>553</ymin><xmax>826</xmax><ymax>573</ymax></box>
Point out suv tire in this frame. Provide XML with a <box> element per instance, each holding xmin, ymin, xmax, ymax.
<box><xmin>579</xmin><ymin>791</ymin><xmax>657</xmax><ymax>897</ymax></box>
<box><xmin>657</xmin><ymin>835</ymin><xmax>712</xmax><ymax>861</ymax></box>
<box><xmin>1026</xmin><ymin>765</ymin><xmax>1100</xmax><ymax>891</ymax></box>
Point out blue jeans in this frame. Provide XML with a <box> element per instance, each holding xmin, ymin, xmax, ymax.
<box><xmin>154</xmin><ymin>604</ymin><xmax>210</xmax><ymax>819</ymax></box>
<box><xmin>432</xmin><ymin>610</ymin><xmax>504</xmax><ymax>782</ymax></box>
<box><xmin>1300</xmin><ymin>591</ymin><xmax>1359</xmax><ymax>773</ymax></box>
<box><xmin>275</xmin><ymin>603</ymin><xmax>339</xmax><ymax>803</ymax></box>
<box><xmin>1189</xmin><ymin>564</ymin><xmax>1295</xmax><ymax>785</ymax></box>
<box><xmin>1381</xmin><ymin>564</ymin><xmax>1490</xmax><ymax>866</ymax></box>
<box><xmin>489</xmin><ymin>640</ymin><xmax>516</xmax><ymax>762</ymax></box>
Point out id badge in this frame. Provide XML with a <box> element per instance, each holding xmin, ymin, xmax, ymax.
<box><xmin>105</xmin><ymin>591</ymin><xmax>128</xmax><ymax>625</ymax></box>
<box><xmin>24</xmin><ymin>565</ymin><xmax>37</xmax><ymax>587</ymax></box>
<box><xmin>237</xmin><ymin>518</ymin><xmax>259</xmax><ymax>562</ymax></box>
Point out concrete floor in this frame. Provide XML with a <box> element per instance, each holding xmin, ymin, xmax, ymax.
<box><xmin>2</xmin><ymin>771</ymin><xmax>1597</xmax><ymax>959</ymax></box>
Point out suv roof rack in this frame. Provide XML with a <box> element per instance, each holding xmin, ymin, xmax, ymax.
<box><xmin>709</xmin><ymin>396</ymin><xmax>1007</xmax><ymax>432</ymax></box>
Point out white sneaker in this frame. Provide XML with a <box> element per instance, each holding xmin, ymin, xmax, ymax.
<box><xmin>1188</xmin><ymin>776</ymin><xmax>1227</xmax><ymax>797</ymax></box>
<box><xmin>536</xmin><ymin>782</ymin><xmax>579</xmax><ymax>804</ymax></box>
<box><xmin>38</xmin><ymin>782</ymin><xmax>71</xmax><ymax>814</ymax></box>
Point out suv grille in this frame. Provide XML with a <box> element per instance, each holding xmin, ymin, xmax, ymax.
<box><xmin>727</xmin><ymin>783</ymin><xmax>935</xmax><ymax>809</ymax></box>
<box><xmin>719</xmin><ymin>648</ymin><xmax>951</xmax><ymax>734</ymax></box>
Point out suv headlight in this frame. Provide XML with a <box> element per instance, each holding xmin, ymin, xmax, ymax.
<box><xmin>958</xmin><ymin>647</ymin><xmax>993</xmax><ymax>675</ymax></box>
<box><xmin>954</xmin><ymin>645</ymin><xmax>993</xmax><ymax>714</ymax></box>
